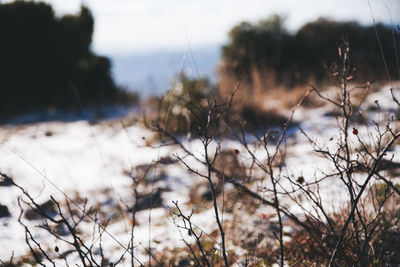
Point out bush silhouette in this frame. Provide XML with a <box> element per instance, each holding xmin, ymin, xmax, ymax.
<box><xmin>0</xmin><ymin>2</ymin><xmax>126</xmax><ymax>118</ymax></box>
<box><xmin>159</xmin><ymin>73</ymin><xmax>212</xmax><ymax>135</ymax></box>
<box><xmin>220</xmin><ymin>15</ymin><xmax>400</xmax><ymax>93</ymax></box>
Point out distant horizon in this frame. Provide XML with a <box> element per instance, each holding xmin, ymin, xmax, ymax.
<box><xmin>106</xmin><ymin>42</ymin><xmax>223</xmax><ymax>57</ymax></box>
<box><xmin>110</xmin><ymin>44</ymin><xmax>221</xmax><ymax>97</ymax></box>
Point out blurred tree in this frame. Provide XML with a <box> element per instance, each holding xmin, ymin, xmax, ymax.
<box><xmin>222</xmin><ymin>15</ymin><xmax>291</xmax><ymax>84</ymax></box>
<box><xmin>220</xmin><ymin>15</ymin><xmax>399</xmax><ymax>94</ymax></box>
<box><xmin>0</xmin><ymin>2</ymin><xmax>128</xmax><ymax>118</ymax></box>
<box><xmin>292</xmin><ymin>18</ymin><xmax>399</xmax><ymax>84</ymax></box>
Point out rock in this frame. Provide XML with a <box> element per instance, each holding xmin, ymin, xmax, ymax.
<box><xmin>54</xmin><ymin>223</ymin><xmax>69</xmax><ymax>236</ymax></box>
<box><xmin>0</xmin><ymin>204</ymin><xmax>11</xmax><ymax>218</ymax></box>
<box><xmin>0</xmin><ymin>177</ymin><xmax>13</xmax><ymax>187</ymax></box>
<box><xmin>129</xmin><ymin>189</ymin><xmax>164</xmax><ymax>212</ymax></box>
<box><xmin>199</xmin><ymin>184</ymin><xmax>213</xmax><ymax>201</ymax></box>
<box><xmin>157</xmin><ymin>156</ymin><xmax>178</xmax><ymax>165</ymax></box>
<box><xmin>178</xmin><ymin>258</ymin><xmax>190</xmax><ymax>267</ymax></box>
<box><xmin>0</xmin><ymin>172</ymin><xmax>13</xmax><ymax>187</ymax></box>
<box><xmin>198</xmin><ymin>183</ymin><xmax>216</xmax><ymax>201</ymax></box>
<box><xmin>353</xmin><ymin>159</ymin><xmax>400</xmax><ymax>173</ymax></box>
<box><xmin>241</xmin><ymin>105</ymin><xmax>290</xmax><ymax>129</ymax></box>
<box><xmin>190</xmin><ymin>182</ymin><xmax>223</xmax><ymax>203</ymax></box>
<box><xmin>377</xmin><ymin>159</ymin><xmax>400</xmax><ymax>171</ymax></box>
<box><xmin>133</xmin><ymin>164</ymin><xmax>167</xmax><ymax>185</ymax></box>
<box><xmin>25</xmin><ymin>200</ymin><xmax>57</xmax><ymax>220</ymax></box>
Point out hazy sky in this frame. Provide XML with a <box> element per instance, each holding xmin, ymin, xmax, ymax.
<box><xmin>9</xmin><ymin>0</ymin><xmax>400</xmax><ymax>55</ymax></box>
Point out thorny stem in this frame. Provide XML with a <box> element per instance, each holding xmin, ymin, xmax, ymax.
<box><xmin>0</xmin><ymin>159</ymin><xmax>145</xmax><ymax>266</ymax></box>
<box><xmin>237</xmin><ymin>89</ymin><xmax>312</xmax><ymax>266</ymax></box>
<box><xmin>270</xmin><ymin>164</ymin><xmax>285</xmax><ymax>267</ymax></box>
<box><xmin>156</xmin><ymin>88</ymin><xmax>331</xmax><ymax>259</ymax></box>
<box><xmin>17</xmin><ymin>199</ymin><xmax>56</xmax><ymax>267</ymax></box>
<box><xmin>328</xmin><ymin>130</ymin><xmax>400</xmax><ymax>266</ymax></box>
<box><xmin>1</xmin><ymin>173</ymin><xmax>145</xmax><ymax>267</ymax></box>
<box><xmin>172</xmin><ymin>201</ymin><xmax>211</xmax><ymax>267</ymax></box>
<box><xmin>203</xmin><ymin>110</ymin><xmax>229</xmax><ymax>267</ymax></box>
<box><xmin>339</xmin><ymin>41</ymin><xmax>362</xmax><ymax>257</ymax></box>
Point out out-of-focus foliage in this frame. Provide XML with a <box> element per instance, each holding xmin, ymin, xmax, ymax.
<box><xmin>159</xmin><ymin>73</ymin><xmax>212</xmax><ymax>135</ymax></box>
<box><xmin>222</xmin><ymin>15</ymin><xmax>291</xmax><ymax>83</ymax></box>
<box><xmin>0</xmin><ymin>2</ymin><xmax>132</xmax><ymax>118</ymax></box>
<box><xmin>221</xmin><ymin>15</ymin><xmax>400</xmax><ymax>91</ymax></box>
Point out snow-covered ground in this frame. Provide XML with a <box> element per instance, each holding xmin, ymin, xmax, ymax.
<box><xmin>0</xmin><ymin>83</ymin><xmax>399</xmax><ymax>265</ymax></box>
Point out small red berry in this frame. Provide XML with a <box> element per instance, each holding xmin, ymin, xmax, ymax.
<box><xmin>233</xmin><ymin>149</ymin><xmax>240</xmax><ymax>154</ymax></box>
<box><xmin>352</xmin><ymin>128</ymin><xmax>358</xmax><ymax>135</ymax></box>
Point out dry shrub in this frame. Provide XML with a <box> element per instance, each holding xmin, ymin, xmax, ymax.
<box><xmin>218</xmin><ymin>61</ymin><xmax>324</xmax><ymax>113</ymax></box>
<box><xmin>284</xmin><ymin>203</ymin><xmax>400</xmax><ymax>266</ymax></box>
<box><xmin>239</xmin><ymin>105</ymin><xmax>289</xmax><ymax>130</ymax></box>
